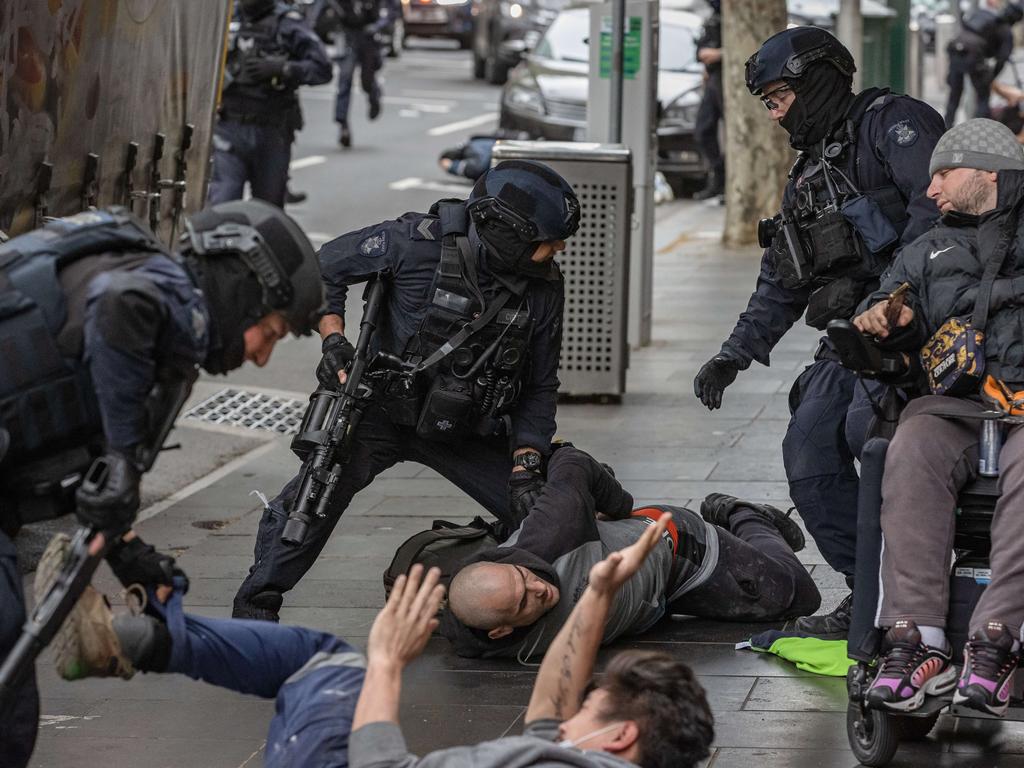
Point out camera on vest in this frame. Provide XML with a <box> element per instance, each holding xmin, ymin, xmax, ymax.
<box><xmin>757</xmin><ymin>216</ymin><xmax>779</xmax><ymax>249</ymax></box>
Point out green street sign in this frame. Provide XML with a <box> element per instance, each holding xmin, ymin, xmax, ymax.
<box><xmin>599</xmin><ymin>15</ymin><xmax>642</xmax><ymax>80</ymax></box>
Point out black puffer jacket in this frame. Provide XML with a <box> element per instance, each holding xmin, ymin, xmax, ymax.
<box><xmin>867</xmin><ymin>169</ymin><xmax>1024</xmax><ymax>388</ymax></box>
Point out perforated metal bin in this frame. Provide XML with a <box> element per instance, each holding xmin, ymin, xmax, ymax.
<box><xmin>491</xmin><ymin>141</ymin><xmax>632</xmax><ymax>399</ymax></box>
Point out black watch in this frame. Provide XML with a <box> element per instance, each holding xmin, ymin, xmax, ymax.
<box><xmin>513</xmin><ymin>451</ymin><xmax>543</xmax><ymax>473</ymax></box>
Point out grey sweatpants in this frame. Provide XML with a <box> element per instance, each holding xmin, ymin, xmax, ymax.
<box><xmin>878</xmin><ymin>396</ymin><xmax>1024</xmax><ymax>638</ymax></box>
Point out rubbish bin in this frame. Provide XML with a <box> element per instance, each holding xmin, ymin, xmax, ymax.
<box><xmin>491</xmin><ymin>140</ymin><xmax>632</xmax><ymax>399</ymax></box>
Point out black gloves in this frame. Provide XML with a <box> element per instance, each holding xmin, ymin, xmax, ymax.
<box><xmin>75</xmin><ymin>453</ymin><xmax>141</xmax><ymax>531</ymax></box>
<box><xmin>316</xmin><ymin>333</ymin><xmax>356</xmax><ymax>390</ymax></box>
<box><xmin>242</xmin><ymin>55</ymin><xmax>289</xmax><ymax>84</ymax></box>
<box><xmin>508</xmin><ymin>470</ymin><xmax>545</xmax><ymax>525</ymax></box>
<box><xmin>693</xmin><ymin>355</ymin><xmax>740</xmax><ymax>411</ymax></box>
<box><xmin>106</xmin><ymin>536</ymin><xmax>188</xmax><ymax>593</ymax></box>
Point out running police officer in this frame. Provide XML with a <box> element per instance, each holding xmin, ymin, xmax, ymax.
<box><xmin>692</xmin><ymin>27</ymin><xmax>944</xmax><ymax>637</ymax></box>
<box><xmin>324</xmin><ymin>0</ymin><xmax>391</xmax><ymax>148</ymax></box>
<box><xmin>693</xmin><ymin>0</ymin><xmax>724</xmax><ymax>202</ymax></box>
<box><xmin>945</xmin><ymin>2</ymin><xmax>1023</xmax><ymax>128</ymax></box>
<box><xmin>0</xmin><ymin>200</ymin><xmax>323</xmax><ymax>768</ymax></box>
<box><xmin>210</xmin><ymin>0</ymin><xmax>331</xmax><ymax>207</ymax></box>
<box><xmin>232</xmin><ymin>160</ymin><xmax>580</xmax><ymax>622</ymax></box>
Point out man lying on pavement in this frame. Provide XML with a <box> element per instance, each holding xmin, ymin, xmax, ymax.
<box><xmin>36</xmin><ymin>514</ymin><xmax>714</xmax><ymax>768</ymax></box>
<box><xmin>440</xmin><ymin>446</ymin><xmax>821</xmax><ymax>659</ymax></box>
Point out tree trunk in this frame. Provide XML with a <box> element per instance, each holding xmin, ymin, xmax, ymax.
<box><xmin>721</xmin><ymin>0</ymin><xmax>792</xmax><ymax>246</ymax></box>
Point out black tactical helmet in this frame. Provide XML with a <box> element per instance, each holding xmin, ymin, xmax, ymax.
<box><xmin>238</xmin><ymin>0</ymin><xmax>277</xmax><ymax>19</ymax></box>
<box><xmin>467</xmin><ymin>160</ymin><xmax>580</xmax><ymax>243</ymax></box>
<box><xmin>1003</xmin><ymin>2</ymin><xmax>1024</xmax><ymax>25</ymax></box>
<box><xmin>182</xmin><ymin>200</ymin><xmax>324</xmax><ymax>337</ymax></box>
<box><xmin>744</xmin><ymin>26</ymin><xmax>856</xmax><ymax>96</ymax></box>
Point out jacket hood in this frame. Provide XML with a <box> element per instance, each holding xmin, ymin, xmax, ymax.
<box><xmin>438</xmin><ymin>547</ymin><xmax>560</xmax><ymax>659</ymax></box>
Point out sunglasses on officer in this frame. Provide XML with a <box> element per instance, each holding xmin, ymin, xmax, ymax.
<box><xmin>760</xmin><ymin>84</ymin><xmax>794</xmax><ymax>111</ymax></box>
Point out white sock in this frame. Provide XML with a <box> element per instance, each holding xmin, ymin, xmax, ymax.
<box><xmin>919</xmin><ymin>624</ymin><xmax>948</xmax><ymax>651</ymax></box>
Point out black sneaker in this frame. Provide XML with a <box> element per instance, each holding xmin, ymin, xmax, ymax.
<box><xmin>699</xmin><ymin>493</ymin><xmax>805</xmax><ymax>552</ymax></box>
<box><xmin>792</xmin><ymin>591</ymin><xmax>853</xmax><ymax>639</ymax></box>
<box><xmin>692</xmin><ymin>178</ymin><xmax>723</xmax><ymax>201</ymax></box>
<box><xmin>285</xmin><ymin>188</ymin><xmax>307</xmax><ymax>205</ymax></box>
<box><xmin>954</xmin><ymin>621</ymin><xmax>1020</xmax><ymax>717</ymax></box>
<box><xmin>338</xmin><ymin>122</ymin><xmax>352</xmax><ymax>148</ymax></box>
<box><xmin>368</xmin><ymin>92</ymin><xmax>382</xmax><ymax>120</ymax></box>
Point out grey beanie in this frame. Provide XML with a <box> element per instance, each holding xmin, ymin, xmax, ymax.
<box><xmin>929</xmin><ymin>118</ymin><xmax>1024</xmax><ymax>176</ymax></box>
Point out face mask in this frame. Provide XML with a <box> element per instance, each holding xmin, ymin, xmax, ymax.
<box><xmin>558</xmin><ymin>722</ymin><xmax>624</xmax><ymax>750</ymax></box>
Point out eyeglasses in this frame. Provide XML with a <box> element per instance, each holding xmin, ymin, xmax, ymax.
<box><xmin>760</xmin><ymin>84</ymin><xmax>793</xmax><ymax>111</ymax></box>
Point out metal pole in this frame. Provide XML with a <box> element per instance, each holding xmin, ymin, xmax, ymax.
<box><xmin>835</xmin><ymin>0</ymin><xmax>863</xmax><ymax>91</ymax></box>
<box><xmin>907</xmin><ymin>20</ymin><xmax>923</xmax><ymax>98</ymax></box>
<box><xmin>609</xmin><ymin>0</ymin><xmax>625</xmax><ymax>142</ymax></box>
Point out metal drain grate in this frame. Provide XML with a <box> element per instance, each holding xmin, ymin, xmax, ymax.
<box><xmin>182</xmin><ymin>388</ymin><xmax>306</xmax><ymax>434</ymax></box>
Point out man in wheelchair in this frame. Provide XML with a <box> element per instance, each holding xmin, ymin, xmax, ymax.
<box><xmin>849</xmin><ymin>118</ymin><xmax>1024</xmax><ymax>717</ymax></box>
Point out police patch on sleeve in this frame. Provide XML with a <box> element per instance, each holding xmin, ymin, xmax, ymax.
<box><xmin>888</xmin><ymin>119</ymin><xmax>918</xmax><ymax>147</ymax></box>
<box><xmin>359</xmin><ymin>231</ymin><xmax>389</xmax><ymax>257</ymax></box>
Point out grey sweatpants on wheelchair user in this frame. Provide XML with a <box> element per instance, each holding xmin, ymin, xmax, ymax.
<box><xmin>878</xmin><ymin>396</ymin><xmax>1024</xmax><ymax>638</ymax></box>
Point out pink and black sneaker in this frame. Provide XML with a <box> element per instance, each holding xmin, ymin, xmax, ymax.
<box><xmin>866</xmin><ymin>619</ymin><xmax>957</xmax><ymax>712</ymax></box>
<box><xmin>954</xmin><ymin>622</ymin><xmax>1021</xmax><ymax>717</ymax></box>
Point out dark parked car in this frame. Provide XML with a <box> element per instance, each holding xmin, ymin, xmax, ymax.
<box><xmin>498</xmin><ymin>5</ymin><xmax>707</xmax><ymax>186</ymax></box>
<box><xmin>470</xmin><ymin>0</ymin><xmax>569</xmax><ymax>84</ymax></box>
<box><xmin>401</xmin><ymin>0</ymin><xmax>474</xmax><ymax>48</ymax></box>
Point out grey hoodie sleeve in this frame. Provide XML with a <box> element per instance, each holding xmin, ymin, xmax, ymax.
<box><xmin>350</xmin><ymin>723</ymin><xmax>422</xmax><ymax>768</ymax></box>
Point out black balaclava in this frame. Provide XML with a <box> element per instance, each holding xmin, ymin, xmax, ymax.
<box><xmin>473</xmin><ymin>219</ymin><xmax>555</xmax><ymax>295</ymax></box>
<box><xmin>189</xmin><ymin>255</ymin><xmax>266</xmax><ymax>375</ymax></box>
<box><xmin>780</xmin><ymin>62</ymin><xmax>856</xmax><ymax>151</ymax></box>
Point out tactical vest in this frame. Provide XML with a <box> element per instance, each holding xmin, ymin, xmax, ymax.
<box><xmin>399</xmin><ymin>203</ymin><xmax>533</xmax><ymax>441</ymax></box>
<box><xmin>774</xmin><ymin>88</ymin><xmax>911</xmax><ymax>329</ymax></box>
<box><xmin>223</xmin><ymin>8</ymin><xmax>296</xmax><ymax>116</ymax></box>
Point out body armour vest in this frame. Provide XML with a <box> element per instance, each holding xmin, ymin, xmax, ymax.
<box><xmin>0</xmin><ymin>209</ymin><xmax>201</xmax><ymax>462</ymax></box>
<box><xmin>771</xmin><ymin>88</ymin><xmax>911</xmax><ymax>329</ymax></box>
<box><xmin>223</xmin><ymin>8</ymin><xmax>296</xmax><ymax>116</ymax></box>
<box><xmin>398</xmin><ymin>203</ymin><xmax>533</xmax><ymax>441</ymax></box>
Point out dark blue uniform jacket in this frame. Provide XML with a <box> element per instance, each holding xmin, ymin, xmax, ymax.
<box><xmin>720</xmin><ymin>93</ymin><xmax>945</xmax><ymax>369</ymax></box>
<box><xmin>318</xmin><ymin>209</ymin><xmax>564</xmax><ymax>455</ymax></box>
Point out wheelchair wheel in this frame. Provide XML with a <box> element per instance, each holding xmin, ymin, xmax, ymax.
<box><xmin>847</xmin><ymin>701</ymin><xmax>900</xmax><ymax>767</ymax></box>
<box><xmin>898</xmin><ymin>712</ymin><xmax>939</xmax><ymax>741</ymax></box>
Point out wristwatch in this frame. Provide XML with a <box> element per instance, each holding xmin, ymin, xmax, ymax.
<box><xmin>513</xmin><ymin>451</ymin><xmax>543</xmax><ymax>473</ymax></box>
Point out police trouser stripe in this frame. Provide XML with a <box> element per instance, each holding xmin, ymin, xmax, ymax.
<box><xmin>284</xmin><ymin>650</ymin><xmax>367</xmax><ymax>686</ymax></box>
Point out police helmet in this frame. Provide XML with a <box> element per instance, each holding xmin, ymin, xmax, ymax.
<box><xmin>182</xmin><ymin>200</ymin><xmax>323</xmax><ymax>336</ymax></box>
<box><xmin>1003</xmin><ymin>2</ymin><xmax>1024</xmax><ymax>25</ymax></box>
<box><xmin>238</xmin><ymin>0</ymin><xmax>276</xmax><ymax>20</ymax></box>
<box><xmin>467</xmin><ymin>160</ymin><xmax>581</xmax><ymax>243</ymax></box>
<box><xmin>744</xmin><ymin>26</ymin><xmax>856</xmax><ymax>96</ymax></box>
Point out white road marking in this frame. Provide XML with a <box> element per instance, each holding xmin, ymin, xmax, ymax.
<box><xmin>427</xmin><ymin>112</ymin><xmax>499</xmax><ymax>136</ymax></box>
<box><xmin>289</xmin><ymin>155</ymin><xmax>326</xmax><ymax>170</ymax></box>
<box><xmin>381</xmin><ymin>97</ymin><xmax>451</xmax><ymax>113</ymax></box>
<box><xmin>401</xmin><ymin>88</ymin><xmax>496</xmax><ymax>100</ymax></box>
<box><xmin>383</xmin><ymin>95</ymin><xmax>457</xmax><ymax>107</ymax></box>
<box><xmin>389</xmin><ymin>176</ymin><xmax>473</xmax><ymax>195</ymax></box>
<box><xmin>399</xmin><ymin>108</ymin><xmax>421</xmax><ymax>118</ymax></box>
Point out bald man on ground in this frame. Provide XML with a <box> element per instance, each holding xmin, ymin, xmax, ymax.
<box><xmin>439</xmin><ymin>447</ymin><xmax>821</xmax><ymax>658</ymax></box>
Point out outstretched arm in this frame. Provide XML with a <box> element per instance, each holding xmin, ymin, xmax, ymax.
<box><xmin>352</xmin><ymin>565</ymin><xmax>445</xmax><ymax>729</ymax></box>
<box><xmin>524</xmin><ymin>513</ymin><xmax>671</xmax><ymax>724</ymax></box>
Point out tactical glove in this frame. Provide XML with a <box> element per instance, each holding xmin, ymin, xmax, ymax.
<box><xmin>316</xmin><ymin>333</ymin><xmax>356</xmax><ymax>389</ymax></box>
<box><xmin>242</xmin><ymin>55</ymin><xmax>289</xmax><ymax>84</ymax></box>
<box><xmin>693</xmin><ymin>355</ymin><xmax>740</xmax><ymax>411</ymax></box>
<box><xmin>75</xmin><ymin>453</ymin><xmax>141</xmax><ymax>531</ymax></box>
<box><xmin>508</xmin><ymin>470</ymin><xmax>545</xmax><ymax>526</ymax></box>
<box><xmin>107</xmin><ymin>536</ymin><xmax>189</xmax><ymax>593</ymax></box>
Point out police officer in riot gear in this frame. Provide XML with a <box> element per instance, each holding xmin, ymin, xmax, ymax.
<box><xmin>0</xmin><ymin>200</ymin><xmax>323</xmax><ymax>768</ymax></box>
<box><xmin>693</xmin><ymin>27</ymin><xmax>944</xmax><ymax>638</ymax></box>
<box><xmin>232</xmin><ymin>160</ymin><xmax>580</xmax><ymax>622</ymax></box>
<box><xmin>210</xmin><ymin>0</ymin><xmax>331</xmax><ymax>207</ymax></box>
<box><xmin>693</xmin><ymin>0</ymin><xmax>724</xmax><ymax>202</ymax></box>
<box><xmin>945</xmin><ymin>2</ymin><xmax>1024</xmax><ymax>128</ymax></box>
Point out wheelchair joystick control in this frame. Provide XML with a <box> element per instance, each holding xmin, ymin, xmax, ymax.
<box><xmin>979</xmin><ymin>419</ymin><xmax>1003</xmax><ymax>477</ymax></box>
